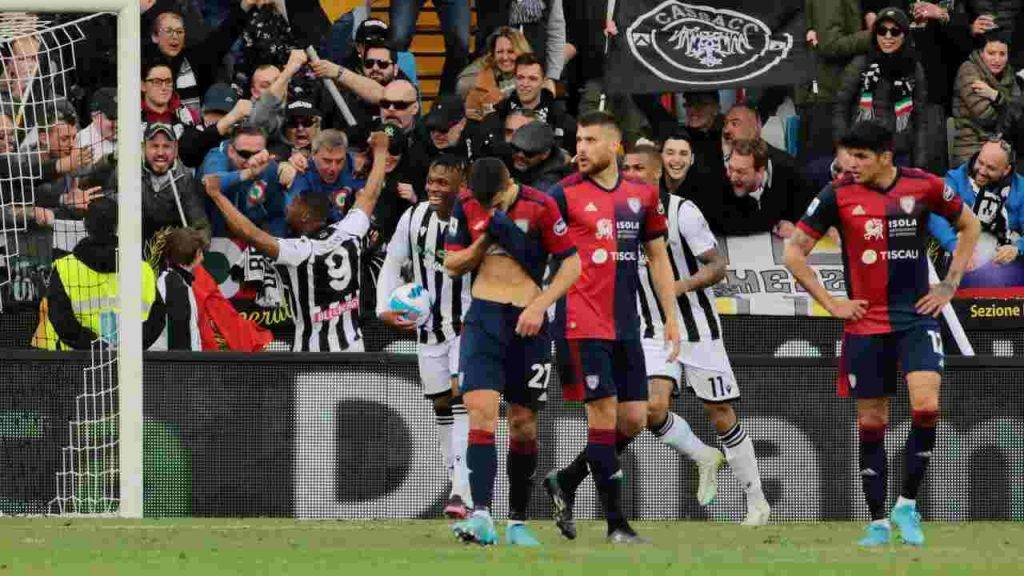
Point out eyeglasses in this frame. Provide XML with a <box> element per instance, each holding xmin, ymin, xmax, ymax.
<box><xmin>364</xmin><ymin>58</ymin><xmax>393</xmax><ymax>70</ymax></box>
<box><xmin>287</xmin><ymin>118</ymin><xmax>319</xmax><ymax>129</ymax></box>
<box><xmin>380</xmin><ymin>99</ymin><xmax>415</xmax><ymax>111</ymax></box>
<box><xmin>232</xmin><ymin>147</ymin><xmax>263</xmax><ymax>160</ymax></box>
<box><xmin>145</xmin><ymin>77</ymin><xmax>174</xmax><ymax>87</ymax></box>
<box><xmin>876</xmin><ymin>26</ymin><xmax>904</xmax><ymax>38</ymax></box>
<box><xmin>159</xmin><ymin>27</ymin><xmax>185</xmax><ymax>38</ymax></box>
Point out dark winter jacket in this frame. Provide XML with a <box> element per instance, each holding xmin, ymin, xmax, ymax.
<box><xmin>720</xmin><ymin>146</ymin><xmax>815</xmax><ymax>236</ymax></box>
<box><xmin>492</xmin><ymin>89</ymin><xmax>577</xmax><ymax>153</ymax></box>
<box><xmin>513</xmin><ymin>146</ymin><xmax>572</xmax><ymax>192</ymax></box>
<box><xmin>143</xmin><ymin>160</ymin><xmax>211</xmax><ymax>245</ymax></box>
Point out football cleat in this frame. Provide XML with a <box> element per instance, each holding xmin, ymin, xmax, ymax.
<box><xmin>452</xmin><ymin>513</ymin><xmax>498</xmax><ymax>546</ymax></box>
<box><xmin>543</xmin><ymin>471</ymin><xmax>577</xmax><ymax>540</ymax></box>
<box><xmin>891</xmin><ymin>503</ymin><xmax>924</xmax><ymax>546</ymax></box>
<box><xmin>696</xmin><ymin>448</ymin><xmax>725</xmax><ymax>506</ymax></box>
<box><xmin>740</xmin><ymin>498</ymin><xmax>771</xmax><ymax>526</ymax></box>
<box><xmin>444</xmin><ymin>495</ymin><xmax>469</xmax><ymax>520</ymax></box>
<box><xmin>857</xmin><ymin>522</ymin><xmax>892</xmax><ymax>547</ymax></box>
<box><xmin>606</xmin><ymin>527</ymin><xmax>650</xmax><ymax>545</ymax></box>
<box><xmin>505</xmin><ymin>523</ymin><xmax>541</xmax><ymax>547</ymax></box>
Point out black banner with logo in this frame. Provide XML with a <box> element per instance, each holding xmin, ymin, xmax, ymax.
<box><xmin>604</xmin><ymin>0</ymin><xmax>812</xmax><ymax>93</ymax></box>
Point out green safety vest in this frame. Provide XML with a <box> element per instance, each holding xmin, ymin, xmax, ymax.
<box><xmin>43</xmin><ymin>255</ymin><xmax>156</xmax><ymax>350</ymax></box>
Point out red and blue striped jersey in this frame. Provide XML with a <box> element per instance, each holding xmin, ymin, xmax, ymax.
<box><xmin>797</xmin><ymin>168</ymin><xmax>964</xmax><ymax>335</ymax></box>
<box><xmin>550</xmin><ymin>173</ymin><xmax>668</xmax><ymax>341</ymax></box>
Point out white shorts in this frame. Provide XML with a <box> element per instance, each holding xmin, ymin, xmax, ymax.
<box><xmin>642</xmin><ymin>337</ymin><xmax>740</xmax><ymax>402</ymax></box>
<box><xmin>418</xmin><ymin>337</ymin><xmax>460</xmax><ymax>398</ymax></box>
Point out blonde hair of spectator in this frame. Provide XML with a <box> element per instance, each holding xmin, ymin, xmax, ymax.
<box><xmin>312</xmin><ymin>129</ymin><xmax>349</xmax><ymax>155</ymax></box>
<box><xmin>730</xmin><ymin>138</ymin><xmax>769</xmax><ymax>171</ymax></box>
<box><xmin>482</xmin><ymin>26</ymin><xmax>532</xmax><ymax>72</ymax></box>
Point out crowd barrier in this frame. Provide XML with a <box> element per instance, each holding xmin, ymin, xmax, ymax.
<box><xmin>2</xmin><ymin>352</ymin><xmax>1021</xmax><ymax>521</ymax></box>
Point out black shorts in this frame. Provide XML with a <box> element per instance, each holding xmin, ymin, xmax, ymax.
<box><xmin>556</xmin><ymin>338</ymin><xmax>648</xmax><ymax>402</ymax></box>
<box><xmin>837</xmin><ymin>324</ymin><xmax>944</xmax><ymax>398</ymax></box>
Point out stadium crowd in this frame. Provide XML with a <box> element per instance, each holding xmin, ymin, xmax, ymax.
<box><xmin>1</xmin><ymin>0</ymin><xmax>1022</xmax><ymax>351</ymax></box>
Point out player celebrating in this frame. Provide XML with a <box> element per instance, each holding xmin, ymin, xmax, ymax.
<box><xmin>203</xmin><ymin>131</ymin><xmax>388</xmax><ymax>352</ymax></box>
<box><xmin>376</xmin><ymin>155</ymin><xmax>474</xmax><ymax>518</ymax></box>
<box><xmin>445</xmin><ymin>157</ymin><xmax>580</xmax><ymax>546</ymax></box>
<box><xmin>785</xmin><ymin>120</ymin><xmax>980</xmax><ymax>546</ymax></box>
<box><xmin>628</xmin><ymin>134</ymin><xmax>769</xmax><ymax>524</ymax></box>
<box><xmin>544</xmin><ymin>111</ymin><xmax>681</xmax><ymax>543</ymax></box>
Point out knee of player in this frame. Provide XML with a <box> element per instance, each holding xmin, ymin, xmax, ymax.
<box><xmin>703</xmin><ymin>402</ymin><xmax>736</xmax><ymax>429</ymax></box>
<box><xmin>646</xmin><ymin>398</ymin><xmax>669</xmax><ymax>426</ymax></box>
<box><xmin>857</xmin><ymin>411</ymin><xmax>889</xmax><ymax>430</ymax></box>
<box><xmin>507</xmin><ymin>408</ymin><xmax>538</xmax><ymax>441</ymax></box>
<box><xmin>618</xmin><ymin>416</ymin><xmax>646</xmax><ymax>439</ymax></box>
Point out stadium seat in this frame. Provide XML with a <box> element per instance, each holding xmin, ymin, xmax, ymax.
<box><xmin>785</xmin><ymin>115</ymin><xmax>801</xmax><ymax>157</ymax></box>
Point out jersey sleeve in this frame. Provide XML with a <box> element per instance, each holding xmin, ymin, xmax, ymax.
<box><xmin>275</xmin><ymin>236</ymin><xmax>313</xmax><ymax>267</ymax></box>
<box><xmin>445</xmin><ymin>199</ymin><xmax>472</xmax><ymax>252</ymax></box>
<box><xmin>376</xmin><ymin>208</ymin><xmax>413</xmax><ymax>317</ymax></box>
<box><xmin>929</xmin><ymin>179</ymin><xmax>966</xmax><ymax>223</ymax></box>
<box><xmin>678</xmin><ymin>201</ymin><xmax>717</xmax><ymax>256</ymax></box>
<box><xmin>797</xmin><ymin>184</ymin><xmax>840</xmax><ymax>240</ymax></box>
<box><xmin>642</xmin><ymin>185</ymin><xmax>669</xmax><ymax>242</ymax></box>
<box><xmin>539</xmin><ymin>193</ymin><xmax>576</xmax><ymax>259</ymax></box>
<box><xmin>333</xmin><ymin>207</ymin><xmax>372</xmax><ymax>239</ymax></box>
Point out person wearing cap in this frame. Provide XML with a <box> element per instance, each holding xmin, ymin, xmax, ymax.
<box><xmin>425</xmin><ymin>93</ymin><xmax>470</xmax><ymax>160</ymax></box>
<box><xmin>507</xmin><ymin>120</ymin><xmax>571</xmax><ymax>192</ymax></box>
<box><xmin>491</xmin><ymin>52</ymin><xmax>576</xmax><ymax>153</ymax></box>
<box><xmin>142</xmin><ymin>60</ymin><xmax>228</xmax><ymax>168</ymax></box>
<box><xmin>143</xmin><ymin>122</ymin><xmax>210</xmax><ymax>247</ymax></box>
<box><xmin>76</xmin><ymin>87</ymin><xmax>117</xmax><ymax>160</ymax></box>
<box><xmin>834</xmin><ymin>7</ymin><xmax>929</xmax><ymax>168</ymax></box>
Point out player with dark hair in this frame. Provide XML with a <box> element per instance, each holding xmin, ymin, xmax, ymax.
<box><xmin>445</xmin><ymin>157</ymin><xmax>581</xmax><ymax>546</ymax></box>
<box><xmin>204</xmin><ymin>131</ymin><xmax>390</xmax><ymax>352</ymax></box>
<box><xmin>544</xmin><ymin>111</ymin><xmax>681</xmax><ymax>543</ymax></box>
<box><xmin>785</xmin><ymin>120</ymin><xmax>981</xmax><ymax>547</ymax></box>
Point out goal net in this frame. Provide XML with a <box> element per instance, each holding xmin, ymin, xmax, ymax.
<box><xmin>0</xmin><ymin>3</ymin><xmax>142</xmax><ymax>518</ymax></box>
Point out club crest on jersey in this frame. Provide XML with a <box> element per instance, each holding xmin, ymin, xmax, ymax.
<box><xmin>943</xmin><ymin>185</ymin><xmax>956</xmax><ymax>202</ymax></box>
<box><xmin>628</xmin><ymin>197</ymin><xmax>642</xmax><ymax>214</ymax></box>
<box><xmin>585</xmin><ymin>375</ymin><xmax>600</xmax><ymax>390</ymax></box>
<box><xmin>900</xmin><ymin>196</ymin><xmax>916</xmax><ymax>215</ymax></box>
<box><xmin>848</xmin><ymin>374</ymin><xmax>857</xmax><ymax>389</ymax></box>
<box><xmin>596</xmin><ymin>218</ymin><xmax>614</xmax><ymax>240</ymax></box>
<box><xmin>553</xmin><ymin>218</ymin><xmax>567</xmax><ymax>236</ymax></box>
<box><xmin>863</xmin><ymin>219</ymin><xmax>884</xmax><ymax>241</ymax></box>
<box><xmin>449</xmin><ymin>218</ymin><xmax>458</xmax><ymax>235</ymax></box>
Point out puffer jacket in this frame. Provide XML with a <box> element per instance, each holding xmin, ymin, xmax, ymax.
<box><xmin>952</xmin><ymin>50</ymin><xmax>1024</xmax><ymax>165</ymax></box>
<box><xmin>834</xmin><ymin>54</ymin><xmax>930</xmax><ymax>164</ymax></box>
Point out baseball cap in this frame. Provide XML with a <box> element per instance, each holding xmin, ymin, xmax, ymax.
<box><xmin>144</xmin><ymin>122</ymin><xmax>177</xmax><ymax>141</ymax></box>
<box><xmin>874</xmin><ymin>7</ymin><xmax>910</xmax><ymax>34</ymax></box>
<box><xmin>510</xmin><ymin>121</ymin><xmax>554</xmax><ymax>155</ymax></box>
<box><xmin>286</xmin><ymin>96</ymin><xmax>321</xmax><ymax>118</ymax></box>
<box><xmin>202</xmin><ymin>83</ymin><xmax>238</xmax><ymax>114</ymax></box>
<box><xmin>356</xmin><ymin>18</ymin><xmax>388</xmax><ymax>44</ymax></box>
<box><xmin>90</xmin><ymin>87</ymin><xmax>117</xmax><ymax>120</ymax></box>
<box><xmin>424</xmin><ymin>94</ymin><xmax>466</xmax><ymax>131</ymax></box>
<box><xmin>683</xmin><ymin>91</ymin><xmax>720</xmax><ymax>105</ymax></box>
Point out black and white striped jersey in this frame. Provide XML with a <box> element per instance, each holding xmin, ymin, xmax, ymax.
<box><xmin>276</xmin><ymin>208</ymin><xmax>369</xmax><ymax>352</ymax></box>
<box><xmin>377</xmin><ymin>201</ymin><xmax>472</xmax><ymax>345</ymax></box>
<box><xmin>152</xmin><ymin>266</ymin><xmax>201</xmax><ymax>351</ymax></box>
<box><xmin>637</xmin><ymin>193</ymin><xmax>722</xmax><ymax>342</ymax></box>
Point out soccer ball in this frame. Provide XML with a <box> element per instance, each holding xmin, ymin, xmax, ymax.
<box><xmin>388</xmin><ymin>283</ymin><xmax>432</xmax><ymax>327</ymax></box>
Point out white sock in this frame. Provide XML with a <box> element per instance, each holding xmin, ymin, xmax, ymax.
<box><xmin>653</xmin><ymin>412</ymin><xmax>712</xmax><ymax>461</ymax></box>
<box><xmin>451</xmin><ymin>401</ymin><xmax>471</xmax><ymax>504</ymax></box>
<box><xmin>435</xmin><ymin>409</ymin><xmax>454</xmax><ymax>481</ymax></box>
<box><xmin>895</xmin><ymin>495</ymin><xmax>915</xmax><ymax>509</ymax></box>
<box><xmin>719</xmin><ymin>423</ymin><xmax>766</xmax><ymax>505</ymax></box>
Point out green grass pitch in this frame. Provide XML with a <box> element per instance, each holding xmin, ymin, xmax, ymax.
<box><xmin>0</xmin><ymin>519</ymin><xmax>1021</xmax><ymax>575</ymax></box>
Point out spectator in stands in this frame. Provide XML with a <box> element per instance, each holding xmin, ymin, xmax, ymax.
<box><xmin>249</xmin><ymin>49</ymin><xmax>310</xmax><ymax>151</ymax></box>
<box><xmin>491</xmin><ymin>53</ymin><xmax>576</xmax><ymax>152</ymax></box>
<box><xmin>153</xmin><ymin>227</ymin><xmax>207</xmax><ymax>351</ymax></box>
<box><xmin>145</xmin><ymin>6</ymin><xmax>250</xmax><ymax>112</ymax></box>
<box><xmin>0</xmin><ymin>35</ymin><xmax>39</xmax><ymax>103</ymax></box>
<box><xmin>425</xmin><ymin>93</ymin><xmax>470</xmax><ymax>160</ymax></box>
<box><xmin>389</xmin><ymin>0</ymin><xmax>470</xmax><ymax>94</ymax></box>
<box><xmin>283</xmin><ymin>129</ymin><xmax>365</xmax><ymax>223</ymax></box>
<box><xmin>622</xmin><ymin>140</ymin><xmax>662</xmax><ymax>186</ymax></box>
<box><xmin>661</xmin><ymin>129</ymin><xmax>728</xmax><ymax>233</ymax></box>
<box><xmin>278</xmin><ymin>97</ymin><xmax>322</xmax><ymax>160</ymax></box>
<box><xmin>310</xmin><ymin>39</ymin><xmax>407</xmax><ymax>128</ymax></box>
<box><xmin>199</xmin><ymin>124</ymin><xmax>286</xmax><ymax>237</ymax></box>
<box><xmin>508</xmin><ymin>121</ymin><xmax>571</xmax><ymax>191</ymax></box>
<box><xmin>952</xmin><ymin>31</ymin><xmax>1023</xmax><ymax>166</ymax></box>
<box><xmin>236</xmin><ymin>0</ymin><xmax>296</xmax><ymax>82</ymax></box>
<box><xmin>683</xmin><ymin>91</ymin><xmax>725</xmax><ymax>175</ymax></box>
<box><xmin>474</xmin><ymin>0</ymin><xmax>566</xmax><ymax>85</ymax></box>
<box><xmin>503</xmin><ymin>108</ymin><xmax>538</xmax><ymax>142</ymax></box>
<box><xmin>834</xmin><ymin>7</ymin><xmax>929</xmax><ymax>168</ymax></box>
<box><xmin>930</xmin><ymin>138</ymin><xmax>1024</xmax><ymax>266</ymax></box>
<box><xmin>723</xmin><ymin>138</ymin><xmax>812</xmax><ymax>238</ymax></box>
<box><xmin>77</xmin><ymin>87</ymin><xmax>117</xmax><ymax>160</ymax></box>
<box><xmin>143</xmin><ymin>123</ymin><xmax>210</xmax><ymax>247</ymax></box>
<box><xmin>43</xmin><ymin>197</ymin><xmax>163</xmax><ymax>350</ymax></box>
<box><xmin>459</xmin><ymin>27</ymin><xmax>533</xmax><ymax>121</ymax></box>
<box><xmin>249</xmin><ymin>64</ymin><xmax>281</xmax><ymax>101</ymax></box>
<box><xmin>964</xmin><ymin>1</ymin><xmax>1024</xmax><ymax>68</ymax></box>
<box><xmin>144</xmin><ymin>61</ymin><xmax>253</xmax><ymax>168</ymax></box>
<box><xmin>200</xmin><ymin>83</ymin><xmax>241</xmax><ymax>127</ymax></box>
<box><xmin>379</xmin><ymin>79</ymin><xmax>431</xmax><ymax>197</ymax></box>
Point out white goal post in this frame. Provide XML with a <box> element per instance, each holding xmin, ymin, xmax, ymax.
<box><xmin>0</xmin><ymin>0</ymin><xmax>142</xmax><ymax>518</ymax></box>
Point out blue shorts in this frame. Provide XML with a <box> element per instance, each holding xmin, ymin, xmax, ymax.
<box><xmin>837</xmin><ymin>324</ymin><xmax>944</xmax><ymax>398</ymax></box>
<box><xmin>555</xmin><ymin>338</ymin><xmax>648</xmax><ymax>403</ymax></box>
<box><xmin>458</xmin><ymin>299</ymin><xmax>551</xmax><ymax>409</ymax></box>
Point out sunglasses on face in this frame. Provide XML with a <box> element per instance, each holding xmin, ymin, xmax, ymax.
<box><xmin>233</xmin><ymin>147</ymin><xmax>263</xmax><ymax>160</ymax></box>
<box><xmin>287</xmin><ymin>117</ymin><xmax>319</xmax><ymax>128</ymax></box>
<box><xmin>364</xmin><ymin>58</ymin><xmax>393</xmax><ymax>70</ymax></box>
<box><xmin>380</xmin><ymin>99</ymin><xmax>415</xmax><ymax>111</ymax></box>
<box><xmin>877</xmin><ymin>26</ymin><xmax>904</xmax><ymax>38</ymax></box>
<box><xmin>511</xmin><ymin>144</ymin><xmax>542</xmax><ymax>157</ymax></box>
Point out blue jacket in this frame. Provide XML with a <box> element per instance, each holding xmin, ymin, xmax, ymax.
<box><xmin>199</xmin><ymin>142</ymin><xmax>286</xmax><ymax>237</ymax></box>
<box><xmin>285</xmin><ymin>152</ymin><xmax>366</xmax><ymax>224</ymax></box>
<box><xmin>929</xmin><ymin>162</ymin><xmax>1024</xmax><ymax>253</ymax></box>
